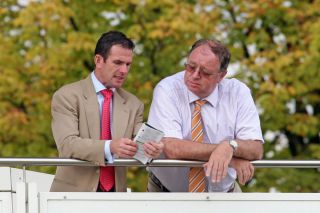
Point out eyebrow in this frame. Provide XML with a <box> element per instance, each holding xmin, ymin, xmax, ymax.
<box><xmin>187</xmin><ymin>62</ymin><xmax>211</xmax><ymax>71</ymax></box>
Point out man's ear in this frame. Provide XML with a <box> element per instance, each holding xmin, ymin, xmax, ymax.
<box><xmin>218</xmin><ymin>70</ymin><xmax>227</xmax><ymax>82</ymax></box>
<box><xmin>94</xmin><ymin>54</ymin><xmax>104</xmax><ymax>68</ymax></box>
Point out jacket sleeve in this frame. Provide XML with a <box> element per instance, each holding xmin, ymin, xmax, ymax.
<box><xmin>51</xmin><ymin>87</ymin><xmax>106</xmax><ymax>166</ymax></box>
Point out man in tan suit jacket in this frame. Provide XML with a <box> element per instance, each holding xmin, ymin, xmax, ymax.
<box><xmin>50</xmin><ymin>31</ymin><xmax>163</xmax><ymax>192</ymax></box>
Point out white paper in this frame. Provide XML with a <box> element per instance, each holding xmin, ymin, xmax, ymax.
<box><xmin>133</xmin><ymin>123</ymin><xmax>164</xmax><ymax>164</ymax></box>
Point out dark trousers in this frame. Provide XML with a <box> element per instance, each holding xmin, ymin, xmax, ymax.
<box><xmin>147</xmin><ymin>172</ymin><xmax>170</xmax><ymax>192</ymax></box>
<box><xmin>147</xmin><ymin>172</ymin><xmax>242</xmax><ymax>193</ymax></box>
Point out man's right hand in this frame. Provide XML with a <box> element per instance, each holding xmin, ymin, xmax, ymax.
<box><xmin>203</xmin><ymin>141</ymin><xmax>233</xmax><ymax>183</ymax></box>
<box><xmin>110</xmin><ymin>138</ymin><xmax>137</xmax><ymax>158</ymax></box>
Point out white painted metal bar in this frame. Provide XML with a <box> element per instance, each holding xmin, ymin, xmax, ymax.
<box><xmin>0</xmin><ymin>193</ymin><xmax>12</xmax><ymax>213</ymax></box>
<box><xmin>16</xmin><ymin>183</ymin><xmax>26</xmax><ymax>213</ymax></box>
<box><xmin>38</xmin><ymin>193</ymin><xmax>320</xmax><ymax>213</ymax></box>
<box><xmin>28</xmin><ymin>183</ymin><xmax>38</xmax><ymax>213</ymax></box>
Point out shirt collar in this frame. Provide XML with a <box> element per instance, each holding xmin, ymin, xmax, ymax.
<box><xmin>91</xmin><ymin>71</ymin><xmax>115</xmax><ymax>94</ymax></box>
<box><xmin>187</xmin><ymin>85</ymin><xmax>219</xmax><ymax>107</ymax></box>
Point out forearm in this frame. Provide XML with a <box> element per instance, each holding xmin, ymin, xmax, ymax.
<box><xmin>229</xmin><ymin>157</ymin><xmax>245</xmax><ymax>167</ymax></box>
<box><xmin>234</xmin><ymin>139</ymin><xmax>263</xmax><ymax>160</ymax></box>
<box><xmin>163</xmin><ymin>137</ymin><xmax>217</xmax><ymax>161</ymax></box>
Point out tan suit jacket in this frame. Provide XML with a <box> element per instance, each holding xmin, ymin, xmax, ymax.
<box><xmin>50</xmin><ymin>75</ymin><xmax>143</xmax><ymax>192</ymax></box>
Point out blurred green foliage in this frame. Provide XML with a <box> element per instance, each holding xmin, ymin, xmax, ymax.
<box><xmin>0</xmin><ymin>0</ymin><xmax>319</xmax><ymax>192</ymax></box>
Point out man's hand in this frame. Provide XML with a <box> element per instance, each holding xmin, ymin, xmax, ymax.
<box><xmin>143</xmin><ymin>141</ymin><xmax>164</xmax><ymax>158</ymax></box>
<box><xmin>204</xmin><ymin>141</ymin><xmax>233</xmax><ymax>183</ymax></box>
<box><xmin>110</xmin><ymin>138</ymin><xmax>137</xmax><ymax>158</ymax></box>
<box><xmin>230</xmin><ymin>158</ymin><xmax>254</xmax><ymax>185</ymax></box>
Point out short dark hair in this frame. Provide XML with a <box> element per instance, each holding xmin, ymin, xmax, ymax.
<box><xmin>188</xmin><ymin>39</ymin><xmax>231</xmax><ymax>72</ymax></box>
<box><xmin>94</xmin><ymin>31</ymin><xmax>135</xmax><ymax>61</ymax></box>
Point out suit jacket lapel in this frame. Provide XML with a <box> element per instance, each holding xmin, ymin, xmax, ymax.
<box><xmin>81</xmin><ymin>75</ymin><xmax>100</xmax><ymax>140</ymax></box>
<box><xmin>113</xmin><ymin>89</ymin><xmax>129</xmax><ymax>191</ymax></box>
<box><xmin>112</xmin><ymin>89</ymin><xmax>129</xmax><ymax>139</ymax></box>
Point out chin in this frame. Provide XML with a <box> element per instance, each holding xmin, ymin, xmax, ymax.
<box><xmin>113</xmin><ymin>83</ymin><xmax>124</xmax><ymax>88</ymax></box>
<box><xmin>188</xmin><ymin>86</ymin><xmax>199</xmax><ymax>94</ymax></box>
<box><xmin>190</xmin><ymin>88</ymin><xmax>206</xmax><ymax>98</ymax></box>
<box><xmin>190</xmin><ymin>89</ymin><xmax>200</xmax><ymax>96</ymax></box>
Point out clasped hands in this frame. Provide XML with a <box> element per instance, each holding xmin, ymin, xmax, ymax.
<box><xmin>110</xmin><ymin>138</ymin><xmax>164</xmax><ymax>158</ymax></box>
<box><xmin>204</xmin><ymin>141</ymin><xmax>254</xmax><ymax>185</ymax></box>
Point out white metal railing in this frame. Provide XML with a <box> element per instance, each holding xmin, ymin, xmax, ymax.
<box><xmin>0</xmin><ymin>158</ymin><xmax>320</xmax><ymax>168</ymax></box>
<box><xmin>1</xmin><ymin>158</ymin><xmax>320</xmax><ymax>213</ymax></box>
<box><xmin>1</xmin><ymin>158</ymin><xmax>319</xmax><ymax>183</ymax></box>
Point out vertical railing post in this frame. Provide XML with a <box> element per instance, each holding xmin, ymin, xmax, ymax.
<box><xmin>16</xmin><ymin>182</ymin><xmax>26</xmax><ymax>213</ymax></box>
<box><xmin>22</xmin><ymin>164</ymin><xmax>28</xmax><ymax>213</ymax></box>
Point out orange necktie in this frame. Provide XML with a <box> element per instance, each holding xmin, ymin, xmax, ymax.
<box><xmin>188</xmin><ymin>100</ymin><xmax>207</xmax><ymax>192</ymax></box>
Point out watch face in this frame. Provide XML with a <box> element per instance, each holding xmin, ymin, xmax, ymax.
<box><xmin>229</xmin><ymin>140</ymin><xmax>238</xmax><ymax>150</ymax></box>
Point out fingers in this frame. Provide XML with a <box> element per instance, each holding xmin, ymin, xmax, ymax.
<box><xmin>234</xmin><ymin>160</ymin><xmax>255</xmax><ymax>185</ymax></box>
<box><xmin>249</xmin><ymin>163</ymin><xmax>254</xmax><ymax>180</ymax></box>
<box><xmin>111</xmin><ymin>138</ymin><xmax>138</xmax><ymax>158</ymax></box>
<box><xmin>238</xmin><ymin>169</ymin><xmax>245</xmax><ymax>185</ymax></box>
<box><xmin>212</xmin><ymin>161</ymin><xmax>228</xmax><ymax>183</ymax></box>
<box><xmin>211</xmin><ymin>161</ymin><xmax>220</xmax><ymax>183</ymax></box>
<box><xmin>205</xmin><ymin>142</ymin><xmax>233</xmax><ymax>183</ymax></box>
<box><xmin>241</xmin><ymin>163</ymin><xmax>254</xmax><ymax>185</ymax></box>
<box><xmin>204</xmin><ymin>155</ymin><xmax>213</xmax><ymax>177</ymax></box>
<box><xmin>222</xmin><ymin>161</ymin><xmax>229</xmax><ymax>181</ymax></box>
<box><xmin>143</xmin><ymin>141</ymin><xmax>164</xmax><ymax>158</ymax></box>
<box><xmin>242</xmin><ymin>162</ymin><xmax>254</xmax><ymax>184</ymax></box>
<box><xmin>143</xmin><ymin>143</ymin><xmax>155</xmax><ymax>158</ymax></box>
<box><xmin>204</xmin><ymin>162</ymin><xmax>210</xmax><ymax>177</ymax></box>
<box><xmin>205</xmin><ymin>157</ymin><xmax>227</xmax><ymax>183</ymax></box>
<box><xmin>118</xmin><ymin>148</ymin><xmax>136</xmax><ymax>158</ymax></box>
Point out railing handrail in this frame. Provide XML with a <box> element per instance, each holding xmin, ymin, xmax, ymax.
<box><xmin>0</xmin><ymin>158</ymin><xmax>319</xmax><ymax>168</ymax></box>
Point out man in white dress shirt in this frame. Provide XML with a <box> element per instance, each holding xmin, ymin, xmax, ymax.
<box><xmin>147</xmin><ymin>39</ymin><xmax>264</xmax><ymax>192</ymax></box>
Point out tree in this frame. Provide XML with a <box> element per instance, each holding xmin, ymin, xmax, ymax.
<box><xmin>213</xmin><ymin>0</ymin><xmax>320</xmax><ymax>192</ymax></box>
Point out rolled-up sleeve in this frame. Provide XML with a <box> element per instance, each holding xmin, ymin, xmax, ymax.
<box><xmin>147</xmin><ymin>84</ymin><xmax>183</xmax><ymax>139</ymax></box>
<box><xmin>235</xmin><ymin>86</ymin><xmax>264</xmax><ymax>142</ymax></box>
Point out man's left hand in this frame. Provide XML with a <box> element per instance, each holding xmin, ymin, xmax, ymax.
<box><xmin>230</xmin><ymin>158</ymin><xmax>254</xmax><ymax>185</ymax></box>
<box><xmin>143</xmin><ymin>141</ymin><xmax>164</xmax><ymax>158</ymax></box>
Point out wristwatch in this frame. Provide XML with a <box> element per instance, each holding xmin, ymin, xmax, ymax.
<box><xmin>229</xmin><ymin>139</ymin><xmax>238</xmax><ymax>153</ymax></box>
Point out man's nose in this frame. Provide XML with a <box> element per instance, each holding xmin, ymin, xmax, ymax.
<box><xmin>119</xmin><ymin>64</ymin><xmax>129</xmax><ymax>74</ymax></box>
<box><xmin>191</xmin><ymin>67</ymin><xmax>201</xmax><ymax>78</ymax></box>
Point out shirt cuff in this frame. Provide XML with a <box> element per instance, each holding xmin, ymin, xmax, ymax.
<box><xmin>104</xmin><ymin>140</ymin><xmax>114</xmax><ymax>163</ymax></box>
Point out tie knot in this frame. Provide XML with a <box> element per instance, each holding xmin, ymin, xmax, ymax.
<box><xmin>195</xmin><ymin>100</ymin><xmax>206</xmax><ymax>108</ymax></box>
<box><xmin>100</xmin><ymin>89</ymin><xmax>113</xmax><ymax>98</ymax></box>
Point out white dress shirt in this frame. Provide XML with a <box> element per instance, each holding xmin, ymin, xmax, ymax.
<box><xmin>148</xmin><ymin>71</ymin><xmax>264</xmax><ymax>192</ymax></box>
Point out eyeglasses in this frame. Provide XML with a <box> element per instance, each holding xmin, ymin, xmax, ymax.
<box><xmin>184</xmin><ymin>62</ymin><xmax>219</xmax><ymax>78</ymax></box>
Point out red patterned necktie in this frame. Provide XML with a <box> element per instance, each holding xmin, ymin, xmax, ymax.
<box><xmin>189</xmin><ymin>100</ymin><xmax>207</xmax><ymax>192</ymax></box>
<box><xmin>99</xmin><ymin>89</ymin><xmax>115</xmax><ymax>191</ymax></box>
